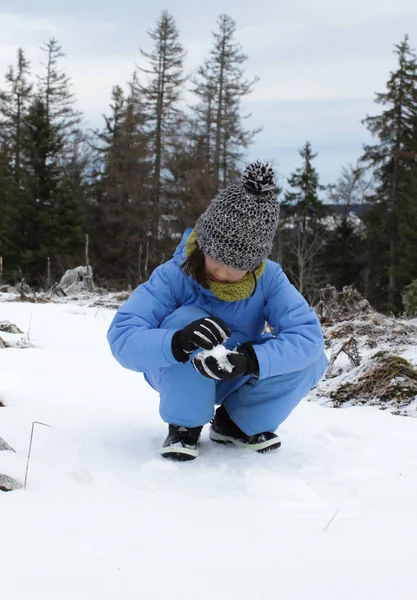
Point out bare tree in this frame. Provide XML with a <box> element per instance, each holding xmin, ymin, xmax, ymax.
<box><xmin>139</xmin><ymin>11</ymin><xmax>186</xmax><ymax>259</ymax></box>
<box><xmin>0</xmin><ymin>48</ymin><xmax>33</xmax><ymax>184</ymax></box>
<box><xmin>92</xmin><ymin>80</ymin><xmax>152</xmax><ymax>287</ymax></box>
<box><xmin>191</xmin><ymin>14</ymin><xmax>259</xmax><ymax>189</ymax></box>
<box><xmin>281</xmin><ymin>142</ymin><xmax>327</xmax><ymax>301</ymax></box>
<box><xmin>328</xmin><ymin>162</ymin><xmax>373</xmax><ymax>219</ymax></box>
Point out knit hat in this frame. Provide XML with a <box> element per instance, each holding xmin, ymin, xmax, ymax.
<box><xmin>195</xmin><ymin>161</ymin><xmax>279</xmax><ymax>271</ymax></box>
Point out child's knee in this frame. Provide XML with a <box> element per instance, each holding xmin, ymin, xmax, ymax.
<box><xmin>310</xmin><ymin>352</ymin><xmax>328</xmax><ymax>388</ymax></box>
<box><xmin>160</xmin><ymin>306</ymin><xmax>210</xmax><ymax>329</ymax></box>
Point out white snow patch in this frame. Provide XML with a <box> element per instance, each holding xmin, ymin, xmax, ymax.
<box><xmin>0</xmin><ymin>302</ymin><xmax>416</xmax><ymax>600</ymax></box>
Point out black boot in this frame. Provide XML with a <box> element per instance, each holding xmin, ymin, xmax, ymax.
<box><xmin>210</xmin><ymin>405</ymin><xmax>281</xmax><ymax>454</ymax></box>
<box><xmin>161</xmin><ymin>424</ymin><xmax>203</xmax><ymax>461</ymax></box>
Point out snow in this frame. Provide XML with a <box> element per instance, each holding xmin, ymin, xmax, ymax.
<box><xmin>1</xmin><ymin>300</ymin><xmax>417</xmax><ymax>600</ymax></box>
<box><xmin>196</xmin><ymin>344</ymin><xmax>238</xmax><ymax>372</ymax></box>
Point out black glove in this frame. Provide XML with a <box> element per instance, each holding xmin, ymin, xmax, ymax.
<box><xmin>172</xmin><ymin>316</ymin><xmax>231</xmax><ymax>363</ymax></box>
<box><xmin>192</xmin><ymin>342</ymin><xmax>259</xmax><ymax>380</ymax></box>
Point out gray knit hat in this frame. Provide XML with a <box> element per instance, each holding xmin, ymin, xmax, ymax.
<box><xmin>195</xmin><ymin>161</ymin><xmax>279</xmax><ymax>271</ymax></box>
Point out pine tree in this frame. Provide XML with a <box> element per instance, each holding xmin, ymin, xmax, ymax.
<box><xmin>19</xmin><ymin>98</ymin><xmax>62</xmax><ymax>282</ymax></box>
<box><xmin>0</xmin><ymin>48</ymin><xmax>33</xmax><ymax>184</ymax></box>
<box><xmin>281</xmin><ymin>141</ymin><xmax>326</xmax><ymax>300</ymax></box>
<box><xmin>362</xmin><ymin>35</ymin><xmax>417</xmax><ymax>312</ymax></box>
<box><xmin>285</xmin><ymin>142</ymin><xmax>324</xmax><ymax>215</ymax></box>
<box><xmin>191</xmin><ymin>14</ymin><xmax>259</xmax><ymax>189</ymax></box>
<box><xmin>18</xmin><ymin>38</ymin><xmax>86</xmax><ymax>286</ymax></box>
<box><xmin>37</xmin><ymin>38</ymin><xmax>82</xmax><ymax>141</ymax></box>
<box><xmin>0</xmin><ymin>141</ymin><xmax>21</xmax><ymax>281</ymax></box>
<box><xmin>30</xmin><ymin>39</ymin><xmax>85</xmax><ymax>283</ymax></box>
<box><xmin>138</xmin><ymin>11</ymin><xmax>186</xmax><ymax>261</ymax></box>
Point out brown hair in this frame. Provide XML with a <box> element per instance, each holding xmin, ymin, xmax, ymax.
<box><xmin>182</xmin><ymin>246</ymin><xmax>258</xmax><ymax>297</ymax></box>
<box><xmin>182</xmin><ymin>246</ymin><xmax>209</xmax><ymax>289</ymax></box>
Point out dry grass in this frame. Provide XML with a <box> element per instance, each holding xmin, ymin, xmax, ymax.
<box><xmin>91</xmin><ymin>291</ymin><xmax>132</xmax><ymax>309</ymax></box>
<box><xmin>318</xmin><ymin>287</ymin><xmax>417</xmax><ymax>356</ymax></box>
<box><xmin>11</xmin><ymin>294</ymin><xmax>50</xmax><ymax>304</ymax></box>
<box><xmin>314</xmin><ymin>287</ymin><xmax>417</xmax><ymax>415</ymax></box>
<box><xmin>315</xmin><ymin>285</ymin><xmax>372</xmax><ymax>325</ymax></box>
<box><xmin>329</xmin><ymin>351</ymin><xmax>417</xmax><ymax>412</ymax></box>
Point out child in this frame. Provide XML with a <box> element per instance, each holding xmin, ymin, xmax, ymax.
<box><xmin>107</xmin><ymin>161</ymin><xmax>328</xmax><ymax>461</ymax></box>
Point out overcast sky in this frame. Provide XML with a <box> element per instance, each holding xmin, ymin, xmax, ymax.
<box><xmin>1</xmin><ymin>0</ymin><xmax>417</xmax><ymax>186</ymax></box>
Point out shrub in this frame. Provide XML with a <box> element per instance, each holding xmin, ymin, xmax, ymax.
<box><xmin>403</xmin><ymin>279</ymin><xmax>417</xmax><ymax>317</ymax></box>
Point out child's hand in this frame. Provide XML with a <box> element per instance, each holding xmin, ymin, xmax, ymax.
<box><xmin>171</xmin><ymin>317</ymin><xmax>231</xmax><ymax>363</ymax></box>
<box><xmin>192</xmin><ymin>343</ymin><xmax>259</xmax><ymax>380</ymax></box>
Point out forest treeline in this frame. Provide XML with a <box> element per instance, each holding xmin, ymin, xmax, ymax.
<box><xmin>1</xmin><ymin>11</ymin><xmax>417</xmax><ymax>314</ymax></box>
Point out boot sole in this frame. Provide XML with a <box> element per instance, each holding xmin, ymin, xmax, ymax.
<box><xmin>160</xmin><ymin>446</ymin><xmax>198</xmax><ymax>461</ymax></box>
<box><xmin>209</xmin><ymin>429</ymin><xmax>281</xmax><ymax>453</ymax></box>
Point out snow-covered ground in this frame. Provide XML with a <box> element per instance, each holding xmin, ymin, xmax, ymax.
<box><xmin>1</xmin><ymin>301</ymin><xmax>417</xmax><ymax>600</ymax></box>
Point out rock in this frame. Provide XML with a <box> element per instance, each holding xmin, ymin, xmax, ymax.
<box><xmin>0</xmin><ymin>320</ymin><xmax>23</xmax><ymax>334</ymax></box>
<box><xmin>0</xmin><ymin>474</ymin><xmax>22</xmax><ymax>492</ymax></box>
<box><xmin>0</xmin><ymin>284</ymin><xmax>16</xmax><ymax>293</ymax></box>
<box><xmin>0</xmin><ymin>336</ymin><xmax>9</xmax><ymax>348</ymax></box>
<box><xmin>0</xmin><ymin>437</ymin><xmax>15</xmax><ymax>452</ymax></box>
<box><xmin>57</xmin><ymin>266</ymin><xmax>94</xmax><ymax>295</ymax></box>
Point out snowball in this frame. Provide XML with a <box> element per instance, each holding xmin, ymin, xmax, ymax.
<box><xmin>196</xmin><ymin>344</ymin><xmax>238</xmax><ymax>373</ymax></box>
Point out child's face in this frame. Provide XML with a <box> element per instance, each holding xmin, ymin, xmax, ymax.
<box><xmin>204</xmin><ymin>256</ymin><xmax>248</xmax><ymax>284</ymax></box>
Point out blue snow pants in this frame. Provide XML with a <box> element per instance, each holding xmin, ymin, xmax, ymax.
<box><xmin>144</xmin><ymin>307</ymin><xmax>328</xmax><ymax>435</ymax></box>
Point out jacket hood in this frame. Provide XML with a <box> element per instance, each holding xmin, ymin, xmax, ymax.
<box><xmin>173</xmin><ymin>228</ymin><xmax>193</xmax><ymax>264</ymax></box>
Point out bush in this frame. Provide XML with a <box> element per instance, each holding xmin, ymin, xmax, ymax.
<box><xmin>329</xmin><ymin>351</ymin><xmax>417</xmax><ymax>413</ymax></box>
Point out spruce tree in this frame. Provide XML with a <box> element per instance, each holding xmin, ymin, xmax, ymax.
<box><xmin>19</xmin><ymin>98</ymin><xmax>61</xmax><ymax>282</ymax></box>
<box><xmin>37</xmin><ymin>38</ymin><xmax>82</xmax><ymax>141</ymax></box>
<box><xmin>191</xmin><ymin>14</ymin><xmax>259</xmax><ymax>189</ymax></box>
<box><xmin>285</xmin><ymin>142</ymin><xmax>324</xmax><ymax>215</ymax></box>
<box><xmin>362</xmin><ymin>35</ymin><xmax>417</xmax><ymax>312</ymax></box>
<box><xmin>18</xmin><ymin>40</ymin><xmax>86</xmax><ymax>285</ymax></box>
<box><xmin>0</xmin><ymin>142</ymin><xmax>21</xmax><ymax>281</ymax></box>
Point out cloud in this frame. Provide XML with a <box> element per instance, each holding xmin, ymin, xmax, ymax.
<box><xmin>0</xmin><ymin>12</ymin><xmax>120</xmax><ymax>69</ymax></box>
<box><xmin>0</xmin><ymin>12</ymin><xmax>136</xmax><ymax>130</ymax></box>
<box><xmin>1</xmin><ymin>1</ymin><xmax>416</xmax><ymax>185</ymax></box>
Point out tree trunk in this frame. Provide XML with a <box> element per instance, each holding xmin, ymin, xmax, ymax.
<box><xmin>151</xmin><ymin>44</ymin><xmax>166</xmax><ymax>256</ymax></box>
<box><xmin>214</xmin><ymin>38</ymin><xmax>226</xmax><ymax>187</ymax></box>
<box><xmin>388</xmin><ymin>94</ymin><xmax>403</xmax><ymax>311</ymax></box>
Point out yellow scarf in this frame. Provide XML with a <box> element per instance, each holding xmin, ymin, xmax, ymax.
<box><xmin>185</xmin><ymin>230</ymin><xmax>265</xmax><ymax>302</ymax></box>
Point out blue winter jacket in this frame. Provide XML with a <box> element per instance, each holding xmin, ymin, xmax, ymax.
<box><xmin>107</xmin><ymin>229</ymin><xmax>325</xmax><ymax>380</ymax></box>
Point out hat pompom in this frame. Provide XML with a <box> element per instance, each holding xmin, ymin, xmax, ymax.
<box><xmin>241</xmin><ymin>160</ymin><xmax>276</xmax><ymax>195</ymax></box>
